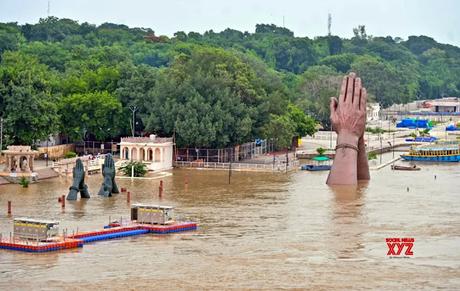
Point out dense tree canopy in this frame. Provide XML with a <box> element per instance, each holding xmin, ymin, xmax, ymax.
<box><xmin>59</xmin><ymin>91</ymin><xmax>123</xmax><ymax>141</ymax></box>
<box><xmin>1</xmin><ymin>18</ymin><xmax>459</xmax><ymax>148</ymax></box>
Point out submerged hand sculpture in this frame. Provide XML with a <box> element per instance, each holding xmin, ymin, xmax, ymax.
<box><xmin>98</xmin><ymin>154</ymin><xmax>119</xmax><ymax>197</ymax></box>
<box><xmin>67</xmin><ymin>159</ymin><xmax>91</xmax><ymax>200</ymax></box>
<box><xmin>326</xmin><ymin>72</ymin><xmax>369</xmax><ymax>185</ymax></box>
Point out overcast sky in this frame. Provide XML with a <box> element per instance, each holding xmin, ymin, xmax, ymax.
<box><xmin>1</xmin><ymin>0</ymin><xmax>459</xmax><ymax>46</ymax></box>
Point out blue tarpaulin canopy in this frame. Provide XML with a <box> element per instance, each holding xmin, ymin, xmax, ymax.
<box><xmin>396</xmin><ymin>118</ymin><xmax>432</xmax><ymax>129</ymax></box>
<box><xmin>312</xmin><ymin>155</ymin><xmax>330</xmax><ymax>161</ymax></box>
<box><xmin>446</xmin><ymin>125</ymin><xmax>459</xmax><ymax>131</ymax></box>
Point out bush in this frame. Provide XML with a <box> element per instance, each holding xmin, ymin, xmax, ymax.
<box><xmin>367</xmin><ymin>152</ymin><xmax>377</xmax><ymax>160</ymax></box>
<box><xmin>64</xmin><ymin>151</ymin><xmax>77</xmax><ymax>158</ymax></box>
<box><xmin>19</xmin><ymin>176</ymin><xmax>30</xmax><ymax>188</ymax></box>
<box><xmin>316</xmin><ymin>147</ymin><xmax>326</xmax><ymax>156</ymax></box>
<box><xmin>120</xmin><ymin>161</ymin><xmax>147</xmax><ymax>177</ymax></box>
<box><xmin>366</xmin><ymin>127</ymin><xmax>387</xmax><ymax>134</ymax></box>
<box><xmin>420</xmin><ymin>128</ymin><xmax>431</xmax><ymax>136</ymax></box>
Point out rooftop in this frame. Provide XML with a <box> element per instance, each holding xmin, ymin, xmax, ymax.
<box><xmin>120</xmin><ymin>135</ymin><xmax>173</xmax><ymax>144</ymax></box>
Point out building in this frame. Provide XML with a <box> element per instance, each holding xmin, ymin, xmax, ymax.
<box><xmin>425</xmin><ymin>97</ymin><xmax>460</xmax><ymax>113</ymax></box>
<box><xmin>119</xmin><ymin>135</ymin><xmax>174</xmax><ymax>171</ymax></box>
<box><xmin>380</xmin><ymin>97</ymin><xmax>460</xmax><ymax>122</ymax></box>
<box><xmin>0</xmin><ymin>145</ymin><xmax>39</xmax><ymax>183</ymax></box>
<box><xmin>367</xmin><ymin>103</ymin><xmax>380</xmax><ymax>121</ymax></box>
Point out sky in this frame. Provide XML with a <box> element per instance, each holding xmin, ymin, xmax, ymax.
<box><xmin>1</xmin><ymin>0</ymin><xmax>460</xmax><ymax>46</ymax></box>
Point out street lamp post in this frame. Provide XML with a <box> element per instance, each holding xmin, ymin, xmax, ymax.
<box><xmin>392</xmin><ymin>133</ymin><xmax>395</xmax><ymax>158</ymax></box>
<box><xmin>83</xmin><ymin>129</ymin><xmax>87</xmax><ymax>155</ymax></box>
<box><xmin>129</xmin><ymin>105</ymin><xmax>138</xmax><ymax>137</ymax></box>
<box><xmin>387</xmin><ymin>141</ymin><xmax>394</xmax><ymax>159</ymax></box>
<box><xmin>46</xmin><ymin>138</ymin><xmax>49</xmax><ymax>167</ymax></box>
<box><xmin>388</xmin><ymin>117</ymin><xmax>391</xmax><ymax>141</ymax></box>
<box><xmin>0</xmin><ymin>117</ymin><xmax>3</xmax><ymax>154</ymax></box>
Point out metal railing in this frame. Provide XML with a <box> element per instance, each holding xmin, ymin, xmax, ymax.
<box><xmin>174</xmin><ymin>160</ymin><xmax>299</xmax><ymax>172</ymax></box>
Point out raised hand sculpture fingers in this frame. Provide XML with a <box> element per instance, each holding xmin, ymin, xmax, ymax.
<box><xmin>67</xmin><ymin>159</ymin><xmax>88</xmax><ymax>200</ymax></box>
<box><xmin>98</xmin><ymin>154</ymin><xmax>117</xmax><ymax>197</ymax></box>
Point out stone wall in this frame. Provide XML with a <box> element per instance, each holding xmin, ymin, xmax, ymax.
<box><xmin>37</xmin><ymin>144</ymin><xmax>75</xmax><ymax>159</ymax></box>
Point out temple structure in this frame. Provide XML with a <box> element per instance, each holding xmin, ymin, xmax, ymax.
<box><xmin>1</xmin><ymin>145</ymin><xmax>39</xmax><ymax>182</ymax></box>
<box><xmin>119</xmin><ymin>135</ymin><xmax>174</xmax><ymax>171</ymax></box>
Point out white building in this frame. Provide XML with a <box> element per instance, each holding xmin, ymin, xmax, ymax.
<box><xmin>119</xmin><ymin>135</ymin><xmax>174</xmax><ymax>171</ymax></box>
<box><xmin>367</xmin><ymin>103</ymin><xmax>380</xmax><ymax>121</ymax></box>
<box><xmin>426</xmin><ymin>97</ymin><xmax>460</xmax><ymax>113</ymax></box>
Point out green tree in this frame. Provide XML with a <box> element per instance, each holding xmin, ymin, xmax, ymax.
<box><xmin>286</xmin><ymin>104</ymin><xmax>316</xmax><ymax>137</ymax></box>
<box><xmin>327</xmin><ymin>35</ymin><xmax>343</xmax><ymax>55</ymax></box>
<box><xmin>351</xmin><ymin>55</ymin><xmax>408</xmax><ymax>107</ymax></box>
<box><xmin>262</xmin><ymin>114</ymin><xmax>295</xmax><ymax>149</ymax></box>
<box><xmin>0</xmin><ymin>23</ymin><xmax>25</xmax><ymax>57</ymax></box>
<box><xmin>0</xmin><ymin>52</ymin><xmax>59</xmax><ymax>145</ymax></box>
<box><xmin>296</xmin><ymin>65</ymin><xmax>342</xmax><ymax>127</ymax></box>
<box><xmin>59</xmin><ymin>91</ymin><xmax>123</xmax><ymax>141</ymax></box>
<box><xmin>143</xmin><ymin>46</ymin><xmax>266</xmax><ymax>148</ymax></box>
<box><xmin>319</xmin><ymin>53</ymin><xmax>356</xmax><ymax>73</ymax></box>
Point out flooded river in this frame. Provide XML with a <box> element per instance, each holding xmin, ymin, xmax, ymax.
<box><xmin>1</xmin><ymin>156</ymin><xmax>459</xmax><ymax>289</ymax></box>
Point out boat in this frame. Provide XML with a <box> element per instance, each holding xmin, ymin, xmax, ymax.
<box><xmin>404</xmin><ymin>136</ymin><xmax>438</xmax><ymax>142</ymax></box>
<box><xmin>300</xmin><ymin>155</ymin><xmax>331</xmax><ymax>171</ymax></box>
<box><xmin>301</xmin><ymin>164</ymin><xmax>332</xmax><ymax>171</ymax></box>
<box><xmin>391</xmin><ymin>164</ymin><xmax>421</xmax><ymax>171</ymax></box>
<box><xmin>401</xmin><ymin>142</ymin><xmax>460</xmax><ymax>162</ymax></box>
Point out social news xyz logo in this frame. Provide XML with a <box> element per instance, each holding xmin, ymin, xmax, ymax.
<box><xmin>386</xmin><ymin>238</ymin><xmax>414</xmax><ymax>257</ymax></box>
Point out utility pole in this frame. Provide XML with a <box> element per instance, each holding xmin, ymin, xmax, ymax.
<box><xmin>285</xmin><ymin>148</ymin><xmax>289</xmax><ymax>173</ymax></box>
<box><xmin>392</xmin><ymin>133</ymin><xmax>395</xmax><ymax>159</ymax></box>
<box><xmin>45</xmin><ymin>138</ymin><xmax>49</xmax><ymax>167</ymax></box>
<box><xmin>129</xmin><ymin>105</ymin><xmax>138</xmax><ymax>137</ymax></box>
<box><xmin>228</xmin><ymin>161</ymin><xmax>232</xmax><ymax>184</ymax></box>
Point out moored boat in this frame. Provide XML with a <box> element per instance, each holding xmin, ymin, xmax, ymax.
<box><xmin>301</xmin><ymin>155</ymin><xmax>331</xmax><ymax>171</ymax></box>
<box><xmin>301</xmin><ymin>164</ymin><xmax>332</xmax><ymax>171</ymax></box>
<box><xmin>391</xmin><ymin>164</ymin><xmax>421</xmax><ymax>171</ymax></box>
<box><xmin>401</xmin><ymin>142</ymin><xmax>460</xmax><ymax>162</ymax></box>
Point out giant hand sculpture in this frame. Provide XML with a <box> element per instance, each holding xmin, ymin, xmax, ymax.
<box><xmin>67</xmin><ymin>159</ymin><xmax>91</xmax><ymax>200</ymax></box>
<box><xmin>97</xmin><ymin>154</ymin><xmax>119</xmax><ymax>197</ymax></box>
<box><xmin>326</xmin><ymin>72</ymin><xmax>369</xmax><ymax>185</ymax></box>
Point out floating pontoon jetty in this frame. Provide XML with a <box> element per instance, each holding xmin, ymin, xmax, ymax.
<box><xmin>0</xmin><ymin>205</ymin><xmax>197</xmax><ymax>253</ymax></box>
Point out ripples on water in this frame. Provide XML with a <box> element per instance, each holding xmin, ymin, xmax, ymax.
<box><xmin>0</xmin><ymin>158</ymin><xmax>459</xmax><ymax>289</ymax></box>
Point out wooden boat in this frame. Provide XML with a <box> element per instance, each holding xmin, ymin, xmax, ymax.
<box><xmin>401</xmin><ymin>142</ymin><xmax>460</xmax><ymax>162</ymax></box>
<box><xmin>391</xmin><ymin>164</ymin><xmax>420</xmax><ymax>171</ymax></box>
<box><xmin>300</xmin><ymin>165</ymin><xmax>331</xmax><ymax>171</ymax></box>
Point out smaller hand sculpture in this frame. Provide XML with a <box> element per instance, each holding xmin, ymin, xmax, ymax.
<box><xmin>67</xmin><ymin>159</ymin><xmax>91</xmax><ymax>200</ymax></box>
<box><xmin>98</xmin><ymin>154</ymin><xmax>119</xmax><ymax>197</ymax></box>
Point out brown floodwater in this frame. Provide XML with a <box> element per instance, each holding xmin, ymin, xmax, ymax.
<box><xmin>1</xmin><ymin>155</ymin><xmax>459</xmax><ymax>289</ymax></box>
